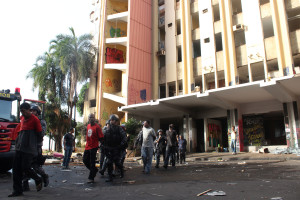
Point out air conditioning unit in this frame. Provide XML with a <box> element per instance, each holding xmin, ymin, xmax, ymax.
<box><xmin>233</xmin><ymin>24</ymin><xmax>245</xmax><ymax>32</ymax></box>
<box><xmin>157</xmin><ymin>49</ymin><xmax>166</xmax><ymax>56</ymax></box>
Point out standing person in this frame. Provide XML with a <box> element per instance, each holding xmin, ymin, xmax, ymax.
<box><xmin>103</xmin><ymin>114</ymin><xmax>127</xmax><ymax>182</ymax></box>
<box><xmin>140</xmin><ymin>121</ymin><xmax>156</xmax><ymax>174</ymax></box>
<box><xmin>83</xmin><ymin>114</ymin><xmax>104</xmax><ymax>183</ymax></box>
<box><xmin>8</xmin><ymin>103</ymin><xmax>43</xmax><ymax>197</ymax></box>
<box><xmin>22</xmin><ymin>105</ymin><xmax>49</xmax><ymax>191</ymax></box>
<box><xmin>228</xmin><ymin>126</ymin><xmax>237</xmax><ymax>154</ymax></box>
<box><xmin>62</xmin><ymin>128</ymin><xmax>75</xmax><ymax>170</ymax></box>
<box><xmin>155</xmin><ymin>129</ymin><xmax>166</xmax><ymax>168</ymax></box>
<box><xmin>178</xmin><ymin>135</ymin><xmax>187</xmax><ymax>164</ymax></box>
<box><xmin>163</xmin><ymin>124</ymin><xmax>177</xmax><ymax>169</ymax></box>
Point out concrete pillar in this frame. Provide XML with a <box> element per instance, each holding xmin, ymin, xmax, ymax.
<box><xmin>283</xmin><ymin>102</ymin><xmax>300</xmax><ymax>149</ymax></box>
<box><xmin>219</xmin><ymin>0</ymin><xmax>238</xmax><ymax>86</ymax></box>
<box><xmin>152</xmin><ymin>0</ymin><xmax>159</xmax><ymax>100</ymax></box>
<box><xmin>152</xmin><ymin>117</ymin><xmax>160</xmax><ymax>133</ymax></box>
<box><xmin>270</xmin><ymin>0</ymin><xmax>294</xmax><ymax>76</ymax></box>
<box><xmin>204</xmin><ymin>118</ymin><xmax>208</xmax><ymax>152</ymax></box>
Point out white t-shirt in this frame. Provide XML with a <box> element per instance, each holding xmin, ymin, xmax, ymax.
<box><xmin>231</xmin><ymin>130</ymin><xmax>236</xmax><ymax>140</ymax></box>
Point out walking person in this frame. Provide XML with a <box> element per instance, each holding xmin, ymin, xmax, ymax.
<box><xmin>155</xmin><ymin>129</ymin><xmax>166</xmax><ymax>168</ymax></box>
<box><xmin>8</xmin><ymin>103</ymin><xmax>43</xmax><ymax>197</ymax></box>
<box><xmin>178</xmin><ymin>135</ymin><xmax>187</xmax><ymax>164</ymax></box>
<box><xmin>22</xmin><ymin>105</ymin><xmax>49</xmax><ymax>191</ymax></box>
<box><xmin>140</xmin><ymin>121</ymin><xmax>156</xmax><ymax>174</ymax></box>
<box><xmin>62</xmin><ymin>128</ymin><xmax>75</xmax><ymax>170</ymax></box>
<box><xmin>83</xmin><ymin>114</ymin><xmax>104</xmax><ymax>183</ymax></box>
<box><xmin>228</xmin><ymin>126</ymin><xmax>237</xmax><ymax>154</ymax></box>
<box><xmin>163</xmin><ymin>124</ymin><xmax>177</xmax><ymax>169</ymax></box>
<box><xmin>103</xmin><ymin>114</ymin><xmax>127</xmax><ymax>182</ymax></box>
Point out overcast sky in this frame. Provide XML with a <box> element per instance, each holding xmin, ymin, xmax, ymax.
<box><xmin>0</xmin><ymin>0</ymin><xmax>93</xmax><ymax>122</ymax></box>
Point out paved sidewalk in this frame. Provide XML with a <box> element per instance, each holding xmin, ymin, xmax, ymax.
<box><xmin>185</xmin><ymin>152</ymin><xmax>300</xmax><ymax>162</ymax></box>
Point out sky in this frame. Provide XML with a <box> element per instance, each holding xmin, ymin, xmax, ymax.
<box><xmin>0</xmin><ymin>0</ymin><xmax>93</xmax><ymax>122</ymax></box>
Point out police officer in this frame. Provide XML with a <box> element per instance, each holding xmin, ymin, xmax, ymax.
<box><xmin>163</xmin><ymin>124</ymin><xmax>178</xmax><ymax>169</ymax></box>
<box><xmin>103</xmin><ymin>114</ymin><xmax>127</xmax><ymax>182</ymax></box>
<box><xmin>22</xmin><ymin>104</ymin><xmax>49</xmax><ymax>191</ymax></box>
<box><xmin>155</xmin><ymin>129</ymin><xmax>166</xmax><ymax>168</ymax></box>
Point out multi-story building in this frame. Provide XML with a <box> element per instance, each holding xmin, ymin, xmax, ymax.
<box><xmin>87</xmin><ymin>0</ymin><xmax>300</xmax><ymax>153</ymax></box>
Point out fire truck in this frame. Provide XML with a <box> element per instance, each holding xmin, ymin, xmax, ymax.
<box><xmin>0</xmin><ymin>88</ymin><xmax>21</xmax><ymax>172</ymax></box>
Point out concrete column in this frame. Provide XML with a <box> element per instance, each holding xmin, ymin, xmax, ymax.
<box><xmin>183</xmin><ymin>0</ymin><xmax>194</xmax><ymax>93</ymax></box>
<box><xmin>180</xmin><ymin>0</ymin><xmax>188</xmax><ymax>94</ymax></box>
<box><xmin>152</xmin><ymin>117</ymin><xmax>160</xmax><ymax>133</ymax></box>
<box><xmin>283</xmin><ymin>102</ymin><xmax>299</xmax><ymax>149</ymax></box>
<box><xmin>152</xmin><ymin>0</ymin><xmax>159</xmax><ymax>100</ymax></box>
<box><xmin>219</xmin><ymin>0</ymin><xmax>231</xmax><ymax>87</ymax></box>
<box><xmin>270</xmin><ymin>0</ymin><xmax>294</xmax><ymax>76</ymax></box>
<box><xmin>204</xmin><ymin>118</ymin><xmax>208</xmax><ymax>152</ymax></box>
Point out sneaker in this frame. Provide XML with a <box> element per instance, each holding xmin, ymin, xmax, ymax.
<box><xmin>99</xmin><ymin>169</ymin><xmax>105</xmax><ymax>176</ymax></box>
<box><xmin>35</xmin><ymin>179</ymin><xmax>43</xmax><ymax>192</ymax></box>
<box><xmin>8</xmin><ymin>192</ymin><xmax>23</xmax><ymax>197</ymax></box>
<box><xmin>87</xmin><ymin>179</ymin><xmax>94</xmax><ymax>183</ymax></box>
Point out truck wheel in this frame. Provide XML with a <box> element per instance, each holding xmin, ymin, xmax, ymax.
<box><xmin>0</xmin><ymin>159</ymin><xmax>13</xmax><ymax>173</ymax></box>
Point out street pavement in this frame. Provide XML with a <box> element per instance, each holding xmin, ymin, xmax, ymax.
<box><xmin>1</xmin><ymin>152</ymin><xmax>300</xmax><ymax>200</ymax></box>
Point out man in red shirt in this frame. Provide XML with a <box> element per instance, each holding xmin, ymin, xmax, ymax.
<box><xmin>8</xmin><ymin>103</ymin><xmax>43</xmax><ymax>197</ymax></box>
<box><xmin>83</xmin><ymin>113</ymin><xmax>104</xmax><ymax>183</ymax></box>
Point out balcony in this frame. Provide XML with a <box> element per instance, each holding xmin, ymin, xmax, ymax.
<box><xmin>191</xmin><ymin>1</ymin><xmax>198</xmax><ymax>14</ymax></box>
<box><xmin>107</xmin><ymin>11</ymin><xmax>128</xmax><ymax>23</ymax></box>
<box><xmin>106</xmin><ymin>37</ymin><xmax>127</xmax><ymax>46</ymax></box>
<box><xmin>176</xmin><ymin>34</ymin><xmax>182</xmax><ymax>46</ymax></box>
<box><xmin>104</xmin><ymin>64</ymin><xmax>127</xmax><ymax>72</ymax></box>
<box><xmin>103</xmin><ymin>92</ymin><xmax>126</xmax><ymax>105</ymax></box>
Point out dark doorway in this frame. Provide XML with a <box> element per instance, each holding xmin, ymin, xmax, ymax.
<box><xmin>196</xmin><ymin>119</ymin><xmax>205</xmax><ymax>152</ymax></box>
<box><xmin>263</xmin><ymin>112</ymin><xmax>286</xmax><ymax>145</ymax></box>
<box><xmin>212</xmin><ymin>117</ymin><xmax>228</xmax><ymax>149</ymax></box>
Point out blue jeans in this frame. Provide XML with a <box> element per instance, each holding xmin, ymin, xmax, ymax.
<box><xmin>164</xmin><ymin>146</ymin><xmax>176</xmax><ymax>167</ymax></box>
<box><xmin>141</xmin><ymin>146</ymin><xmax>154</xmax><ymax>173</ymax></box>
<box><xmin>63</xmin><ymin>146</ymin><xmax>73</xmax><ymax>167</ymax></box>
<box><xmin>231</xmin><ymin>139</ymin><xmax>237</xmax><ymax>153</ymax></box>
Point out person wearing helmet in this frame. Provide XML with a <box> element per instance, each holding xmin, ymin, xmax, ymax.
<box><xmin>154</xmin><ymin>129</ymin><xmax>166</xmax><ymax>168</ymax></box>
<box><xmin>99</xmin><ymin>119</ymin><xmax>111</xmax><ymax>175</ymax></box>
<box><xmin>103</xmin><ymin>114</ymin><xmax>127</xmax><ymax>182</ymax></box>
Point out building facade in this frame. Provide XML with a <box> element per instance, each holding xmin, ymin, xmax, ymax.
<box><xmin>87</xmin><ymin>0</ymin><xmax>300</xmax><ymax>153</ymax></box>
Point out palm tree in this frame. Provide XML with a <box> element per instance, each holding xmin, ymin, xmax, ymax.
<box><xmin>27</xmin><ymin>52</ymin><xmax>66</xmax><ymax>104</ymax></box>
<box><xmin>50</xmin><ymin>27</ymin><xmax>97</xmax><ymax>120</ymax></box>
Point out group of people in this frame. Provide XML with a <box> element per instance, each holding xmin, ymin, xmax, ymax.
<box><xmin>9</xmin><ymin>105</ymin><xmax>188</xmax><ymax>197</ymax></box>
<box><xmin>8</xmin><ymin>103</ymin><xmax>49</xmax><ymax>197</ymax></box>
<box><xmin>80</xmin><ymin>113</ymin><xmax>127</xmax><ymax>183</ymax></box>
<box><xmin>135</xmin><ymin>122</ymin><xmax>187</xmax><ymax>174</ymax></box>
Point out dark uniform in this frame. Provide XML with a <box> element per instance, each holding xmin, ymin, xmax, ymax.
<box><xmin>155</xmin><ymin>131</ymin><xmax>166</xmax><ymax>168</ymax></box>
<box><xmin>103</xmin><ymin>120</ymin><xmax>127</xmax><ymax>182</ymax></box>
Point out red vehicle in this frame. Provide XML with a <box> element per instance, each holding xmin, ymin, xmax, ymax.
<box><xmin>0</xmin><ymin>88</ymin><xmax>21</xmax><ymax>172</ymax></box>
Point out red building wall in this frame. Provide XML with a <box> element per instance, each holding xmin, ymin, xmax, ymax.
<box><xmin>127</xmin><ymin>0</ymin><xmax>152</xmax><ymax>105</ymax></box>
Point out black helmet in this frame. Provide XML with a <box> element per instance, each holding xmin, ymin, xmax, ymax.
<box><xmin>109</xmin><ymin>114</ymin><xmax>119</xmax><ymax>122</ymax></box>
<box><xmin>30</xmin><ymin>104</ymin><xmax>41</xmax><ymax>115</ymax></box>
<box><xmin>157</xmin><ymin>129</ymin><xmax>163</xmax><ymax>134</ymax></box>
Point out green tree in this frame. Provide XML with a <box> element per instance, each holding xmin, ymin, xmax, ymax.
<box><xmin>124</xmin><ymin>118</ymin><xmax>143</xmax><ymax>149</ymax></box>
<box><xmin>76</xmin><ymin>82</ymin><xmax>89</xmax><ymax>117</ymax></box>
<box><xmin>50</xmin><ymin>27</ymin><xmax>97</xmax><ymax>121</ymax></box>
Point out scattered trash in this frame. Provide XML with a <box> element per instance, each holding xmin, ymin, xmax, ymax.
<box><xmin>270</xmin><ymin>197</ymin><xmax>283</xmax><ymax>200</ymax></box>
<box><xmin>53</xmin><ymin>152</ymin><xmax>64</xmax><ymax>158</ymax></box>
<box><xmin>241</xmin><ymin>169</ymin><xmax>245</xmax><ymax>172</ymax></box>
<box><xmin>62</xmin><ymin>180</ymin><xmax>67</xmax><ymax>183</ymax></box>
<box><xmin>85</xmin><ymin>188</ymin><xmax>92</xmax><ymax>191</ymax></box>
<box><xmin>238</xmin><ymin>161</ymin><xmax>246</xmax><ymax>165</ymax></box>
<box><xmin>123</xmin><ymin>180</ymin><xmax>136</xmax><ymax>184</ymax></box>
<box><xmin>196</xmin><ymin>170</ymin><xmax>202</xmax><ymax>172</ymax></box>
<box><xmin>197</xmin><ymin>189</ymin><xmax>212</xmax><ymax>196</ymax></box>
<box><xmin>217</xmin><ymin>158</ymin><xmax>222</xmax><ymax>161</ymax></box>
<box><xmin>61</xmin><ymin>169</ymin><xmax>72</xmax><ymax>172</ymax></box>
<box><xmin>206</xmin><ymin>191</ymin><xmax>226</xmax><ymax>196</ymax></box>
<box><xmin>151</xmin><ymin>194</ymin><xmax>164</xmax><ymax>197</ymax></box>
<box><xmin>74</xmin><ymin>183</ymin><xmax>84</xmax><ymax>185</ymax></box>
